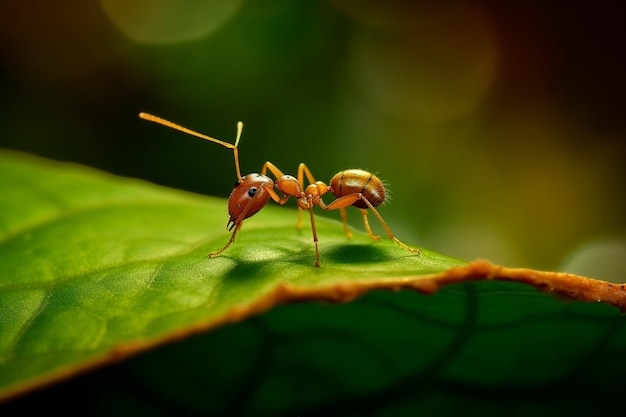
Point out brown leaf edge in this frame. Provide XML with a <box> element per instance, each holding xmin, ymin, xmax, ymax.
<box><xmin>2</xmin><ymin>258</ymin><xmax>624</xmax><ymax>402</ymax></box>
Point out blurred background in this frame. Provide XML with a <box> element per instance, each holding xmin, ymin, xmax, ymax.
<box><xmin>1</xmin><ymin>0</ymin><xmax>624</xmax><ymax>275</ymax></box>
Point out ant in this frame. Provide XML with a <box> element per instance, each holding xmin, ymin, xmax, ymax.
<box><xmin>139</xmin><ymin>113</ymin><xmax>420</xmax><ymax>266</ymax></box>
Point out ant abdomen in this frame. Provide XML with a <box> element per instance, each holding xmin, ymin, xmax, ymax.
<box><xmin>330</xmin><ymin>169</ymin><xmax>386</xmax><ymax>208</ymax></box>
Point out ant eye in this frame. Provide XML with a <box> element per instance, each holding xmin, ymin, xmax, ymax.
<box><xmin>248</xmin><ymin>187</ymin><xmax>258</xmax><ymax>197</ymax></box>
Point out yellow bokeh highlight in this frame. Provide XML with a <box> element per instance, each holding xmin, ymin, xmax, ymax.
<box><xmin>100</xmin><ymin>0</ymin><xmax>242</xmax><ymax>44</ymax></box>
<box><xmin>345</xmin><ymin>2</ymin><xmax>498</xmax><ymax>122</ymax></box>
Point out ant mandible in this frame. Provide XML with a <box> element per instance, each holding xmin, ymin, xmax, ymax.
<box><xmin>139</xmin><ymin>113</ymin><xmax>421</xmax><ymax>267</ymax></box>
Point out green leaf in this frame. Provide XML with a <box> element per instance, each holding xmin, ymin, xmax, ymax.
<box><xmin>1</xmin><ymin>150</ymin><xmax>624</xmax><ymax>410</ymax></box>
<box><xmin>0</xmin><ymin>150</ymin><xmax>461</xmax><ymax>399</ymax></box>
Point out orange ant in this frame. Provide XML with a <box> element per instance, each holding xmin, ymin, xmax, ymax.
<box><xmin>139</xmin><ymin>113</ymin><xmax>420</xmax><ymax>266</ymax></box>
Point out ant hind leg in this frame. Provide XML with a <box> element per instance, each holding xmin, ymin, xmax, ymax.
<box><xmin>358</xmin><ymin>198</ymin><xmax>421</xmax><ymax>255</ymax></box>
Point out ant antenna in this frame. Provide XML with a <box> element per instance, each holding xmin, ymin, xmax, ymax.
<box><xmin>235</xmin><ymin>121</ymin><xmax>243</xmax><ymax>148</ymax></box>
<box><xmin>139</xmin><ymin>112</ymin><xmax>244</xmax><ymax>182</ymax></box>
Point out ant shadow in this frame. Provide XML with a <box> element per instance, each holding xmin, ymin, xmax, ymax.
<box><xmin>220</xmin><ymin>242</ymin><xmax>392</xmax><ymax>282</ymax></box>
<box><xmin>324</xmin><ymin>244</ymin><xmax>391</xmax><ymax>264</ymax></box>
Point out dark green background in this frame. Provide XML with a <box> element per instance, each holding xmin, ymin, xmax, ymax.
<box><xmin>1</xmin><ymin>1</ymin><xmax>625</xmax><ymax>271</ymax></box>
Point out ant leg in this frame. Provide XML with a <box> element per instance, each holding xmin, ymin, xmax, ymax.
<box><xmin>357</xmin><ymin>197</ymin><xmax>420</xmax><ymax>255</ymax></box>
<box><xmin>261</xmin><ymin>161</ymin><xmax>293</xmax><ymax>206</ymax></box>
<box><xmin>208</xmin><ymin>229</ymin><xmax>238</xmax><ymax>258</ymax></box>
<box><xmin>265</xmin><ymin>186</ymin><xmax>288</xmax><ymax>205</ymax></box>
<box><xmin>319</xmin><ymin>195</ymin><xmax>375</xmax><ymax>240</ymax></box>
<box><xmin>297</xmin><ymin>163</ymin><xmax>317</xmax><ymax>185</ymax></box>
<box><xmin>320</xmin><ymin>193</ymin><xmax>420</xmax><ymax>255</ymax></box>
<box><xmin>296</xmin><ymin>207</ymin><xmax>304</xmax><ymax>229</ymax></box>
<box><xmin>261</xmin><ymin>161</ymin><xmax>285</xmax><ymax>178</ymax></box>
<box><xmin>295</xmin><ymin>163</ymin><xmax>317</xmax><ymax>231</ymax></box>
<box><xmin>307</xmin><ymin>206</ymin><xmax>321</xmax><ymax>267</ymax></box>
<box><xmin>359</xmin><ymin>209</ymin><xmax>380</xmax><ymax>241</ymax></box>
<box><xmin>209</xmin><ymin>185</ymin><xmax>278</xmax><ymax>259</ymax></box>
<box><xmin>209</xmin><ymin>217</ymin><xmax>244</xmax><ymax>258</ymax></box>
<box><xmin>339</xmin><ymin>207</ymin><xmax>353</xmax><ymax>238</ymax></box>
<box><xmin>318</xmin><ymin>194</ymin><xmax>360</xmax><ymax>240</ymax></box>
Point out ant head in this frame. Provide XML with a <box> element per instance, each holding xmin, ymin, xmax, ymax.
<box><xmin>227</xmin><ymin>173</ymin><xmax>274</xmax><ymax>230</ymax></box>
<box><xmin>139</xmin><ymin>113</ymin><xmax>244</xmax><ymax>182</ymax></box>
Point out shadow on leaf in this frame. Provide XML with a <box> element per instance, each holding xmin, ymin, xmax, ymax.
<box><xmin>325</xmin><ymin>244</ymin><xmax>390</xmax><ymax>264</ymax></box>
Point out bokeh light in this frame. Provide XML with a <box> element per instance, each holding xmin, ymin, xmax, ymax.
<box><xmin>100</xmin><ymin>0</ymin><xmax>242</xmax><ymax>44</ymax></box>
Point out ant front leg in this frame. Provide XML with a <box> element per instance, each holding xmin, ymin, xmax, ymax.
<box><xmin>261</xmin><ymin>161</ymin><xmax>285</xmax><ymax>178</ymax></box>
<box><xmin>261</xmin><ymin>161</ymin><xmax>291</xmax><ymax>205</ymax></box>
<box><xmin>209</xmin><ymin>183</ymin><xmax>283</xmax><ymax>259</ymax></box>
<box><xmin>208</xmin><ymin>194</ymin><xmax>257</xmax><ymax>259</ymax></box>
<box><xmin>265</xmin><ymin>162</ymin><xmax>318</xmax><ymax>229</ymax></box>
